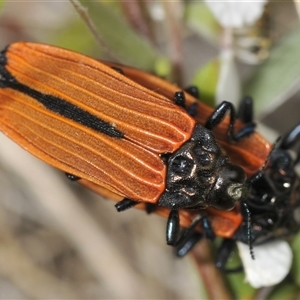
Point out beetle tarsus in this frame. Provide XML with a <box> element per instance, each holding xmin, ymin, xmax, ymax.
<box><xmin>216</xmin><ymin>239</ymin><xmax>244</xmax><ymax>273</ymax></box>
<box><xmin>202</xmin><ymin>217</ymin><xmax>215</xmax><ymax>240</ymax></box>
<box><xmin>238</xmin><ymin>96</ymin><xmax>253</xmax><ymax>123</ymax></box>
<box><xmin>65</xmin><ymin>173</ymin><xmax>81</xmax><ymax>181</ymax></box>
<box><xmin>115</xmin><ymin>198</ymin><xmax>138</xmax><ymax>212</ymax></box>
<box><xmin>174</xmin><ymin>91</ymin><xmax>186</xmax><ymax>108</ymax></box>
<box><xmin>145</xmin><ymin>203</ymin><xmax>157</xmax><ymax>214</ymax></box>
<box><xmin>279</xmin><ymin>123</ymin><xmax>300</xmax><ymax>151</ymax></box>
<box><xmin>176</xmin><ymin>232</ymin><xmax>202</xmax><ymax>257</ymax></box>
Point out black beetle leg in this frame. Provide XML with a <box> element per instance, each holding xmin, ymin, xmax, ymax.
<box><xmin>185</xmin><ymin>85</ymin><xmax>200</xmax><ymax>100</ymax></box>
<box><xmin>184</xmin><ymin>86</ymin><xmax>200</xmax><ymax>117</ymax></box>
<box><xmin>145</xmin><ymin>203</ymin><xmax>157</xmax><ymax>214</ymax></box>
<box><xmin>175</xmin><ymin>214</ymin><xmax>215</xmax><ymax>256</ymax></box>
<box><xmin>174</xmin><ymin>91</ymin><xmax>186</xmax><ymax>109</ymax></box>
<box><xmin>174</xmin><ymin>90</ymin><xmax>199</xmax><ymax>117</ymax></box>
<box><xmin>237</xmin><ymin>96</ymin><xmax>254</xmax><ymax>123</ymax></box>
<box><xmin>275</xmin><ymin>123</ymin><xmax>300</xmax><ymax>168</ymax></box>
<box><xmin>176</xmin><ymin>214</ymin><xmax>204</xmax><ymax>245</ymax></box>
<box><xmin>115</xmin><ymin>198</ymin><xmax>139</xmax><ymax>212</ymax></box>
<box><xmin>279</xmin><ymin>123</ymin><xmax>300</xmax><ymax>151</ymax></box>
<box><xmin>215</xmin><ymin>239</ymin><xmax>244</xmax><ymax>273</ymax></box>
<box><xmin>205</xmin><ymin>101</ymin><xmax>256</xmax><ymax>142</ymax></box>
<box><xmin>186</xmin><ymin>102</ymin><xmax>198</xmax><ymax>117</ymax></box>
<box><xmin>65</xmin><ymin>173</ymin><xmax>81</xmax><ymax>181</ymax></box>
<box><xmin>166</xmin><ymin>210</ymin><xmax>180</xmax><ymax>245</ymax></box>
<box><xmin>176</xmin><ymin>232</ymin><xmax>203</xmax><ymax>257</ymax></box>
<box><xmin>111</xmin><ymin>66</ymin><xmax>124</xmax><ymax>75</ymax></box>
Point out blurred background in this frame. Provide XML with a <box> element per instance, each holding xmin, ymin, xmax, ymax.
<box><xmin>0</xmin><ymin>1</ymin><xmax>299</xmax><ymax>298</ymax></box>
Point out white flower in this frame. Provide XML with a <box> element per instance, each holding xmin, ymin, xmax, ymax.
<box><xmin>237</xmin><ymin>240</ymin><xmax>293</xmax><ymax>288</ymax></box>
<box><xmin>205</xmin><ymin>1</ymin><xmax>267</xmax><ymax>28</ymax></box>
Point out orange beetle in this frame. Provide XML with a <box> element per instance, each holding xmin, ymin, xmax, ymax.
<box><xmin>0</xmin><ymin>42</ymin><xmax>268</xmax><ymax>245</ymax></box>
<box><xmin>97</xmin><ymin>62</ymin><xmax>272</xmax><ymax>247</ymax></box>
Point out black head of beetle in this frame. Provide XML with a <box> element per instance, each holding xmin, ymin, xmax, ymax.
<box><xmin>158</xmin><ymin>124</ymin><xmax>249</xmax><ymax>211</ymax></box>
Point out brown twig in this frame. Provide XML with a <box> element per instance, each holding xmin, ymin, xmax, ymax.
<box><xmin>69</xmin><ymin>0</ymin><xmax>121</xmax><ymax>63</ymax></box>
<box><xmin>192</xmin><ymin>240</ymin><xmax>232</xmax><ymax>300</ymax></box>
<box><xmin>162</xmin><ymin>1</ymin><xmax>184</xmax><ymax>85</ymax></box>
<box><xmin>120</xmin><ymin>0</ymin><xmax>154</xmax><ymax>42</ymax></box>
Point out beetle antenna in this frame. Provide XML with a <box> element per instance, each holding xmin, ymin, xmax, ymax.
<box><xmin>242</xmin><ymin>201</ymin><xmax>255</xmax><ymax>260</ymax></box>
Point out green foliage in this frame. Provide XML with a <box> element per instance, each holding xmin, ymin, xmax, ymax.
<box><xmin>50</xmin><ymin>18</ymin><xmax>99</xmax><ymax>56</ymax></box>
<box><xmin>267</xmin><ymin>282</ymin><xmax>299</xmax><ymax>300</ymax></box>
<box><xmin>185</xmin><ymin>1</ymin><xmax>220</xmax><ymax>45</ymax></box>
<box><xmin>290</xmin><ymin>233</ymin><xmax>300</xmax><ymax>285</ymax></box>
<box><xmin>223</xmin><ymin>250</ymin><xmax>256</xmax><ymax>298</ymax></box>
<box><xmin>244</xmin><ymin>25</ymin><xmax>300</xmax><ymax>117</ymax></box>
<box><xmin>192</xmin><ymin>58</ymin><xmax>220</xmax><ymax>107</ymax></box>
<box><xmin>75</xmin><ymin>1</ymin><xmax>162</xmax><ymax>71</ymax></box>
<box><xmin>0</xmin><ymin>1</ymin><xmax>6</xmax><ymax>14</ymax></box>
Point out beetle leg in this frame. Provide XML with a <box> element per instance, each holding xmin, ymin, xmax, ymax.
<box><xmin>176</xmin><ymin>232</ymin><xmax>203</xmax><ymax>257</ymax></box>
<box><xmin>174</xmin><ymin>89</ymin><xmax>199</xmax><ymax>117</ymax></box>
<box><xmin>186</xmin><ymin>102</ymin><xmax>198</xmax><ymax>117</ymax></box>
<box><xmin>175</xmin><ymin>214</ymin><xmax>215</xmax><ymax>256</ymax></box>
<box><xmin>205</xmin><ymin>101</ymin><xmax>256</xmax><ymax>141</ymax></box>
<box><xmin>174</xmin><ymin>91</ymin><xmax>186</xmax><ymax>108</ymax></box>
<box><xmin>215</xmin><ymin>239</ymin><xmax>244</xmax><ymax>273</ymax></box>
<box><xmin>166</xmin><ymin>210</ymin><xmax>180</xmax><ymax>245</ymax></box>
<box><xmin>185</xmin><ymin>85</ymin><xmax>200</xmax><ymax>100</ymax></box>
<box><xmin>183</xmin><ymin>86</ymin><xmax>200</xmax><ymax>117</ymax></box>
<box><xmin>65</xmin><ymin>173</ymin><xmax>81</xmax><ymax>181</ymax></box>
<box><xmin>115</xmin><ymin>198</ymin><xmax>138</xmax><ymax>212</ymax></box>
<box><xmin>110</xmin><ymin>66</ymin><xmax>124</xmax><ymax>75</ymax></box>
<box><xmin>237</xmin><ymin>96</ymin><xmax>253</xmax><ymax>123</ymax></box>
<box><xmin>295</xmin><ymin>152</ymin><xmax>300</xmax><ymax>166</ymax></box>
<box><xmin>176</xmin><ymin>214</ymin><xmax>204</xmax><ymax>245</ymax></box>
<box><xmin>266</xmin><ymin>124</ymin><xmax>300</xmax><ymax>171</ymax></box>
<box><xmin>268</xmin><ymin>148</ymin><xmax>293</xmax><ymax>171</ymax></box>
<box><xmin>184</xmin><ymin>87</ymin><xmax>255</xmax><ymax>136</ymax></box>
<box><xmin>279</xmin><ymin>123</ymin><xmax>300</xmax><ymax>152</ymax></box>
<box><xmin>145</xmin><ymin>203</ymin><xmax>157</xmax><ymax>214</ymax></box>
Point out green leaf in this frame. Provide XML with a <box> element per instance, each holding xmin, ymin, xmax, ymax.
<box><xmin>290</xmin><ymin>233</ymin><xmax>300</xmax><ymax>286</ymax></box>
<box><xmin>192</xmin><ymin>58</ymin><xmax>220</xmax><ymax>107</ymax></box>
<box><xmin>154</xmin><ymin>58</ymin><xmax>172</xmax><ymax>79</ymax></box>
<box><xmin>244</xmin><ymin>25</ymin><xmax>300</xmax><ymax>117</ymax></box>
<box><xmin>0</xmin><ymin>1</ymin><xmax>6</xmax><ymax>14</ymax></box>
<box><xmin>267</xmin><ymin>283</ymin><xmax>299</xmax><ymax>300</ymax></box>
<box><xmin>185</xmin><ymin>2</ymin><xmax>220</xmax><ymax>45</ymax></box>
<box><xmin>224</xmin><ymin>251</ymin><xmax>256</xmax><ymax>299</ymax></box>
<box><xmin>49</xmin><ymin>18</ymin><xmax>99</xmax><ymax>56</ymax></box>
<box><xmin>74</xmin><ymin>1</ymin><xmax>162</xmax><ymax>71</ymax></box>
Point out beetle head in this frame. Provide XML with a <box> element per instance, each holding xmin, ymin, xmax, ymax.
<box><xmin>158</xmin><ymin>124</ymin><xmax>249</xmax><ymax>211</ymax></box>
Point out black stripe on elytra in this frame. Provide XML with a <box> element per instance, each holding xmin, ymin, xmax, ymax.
<box><xmin>0</xmin><ymin>48</ymin><xmax>124</xmax><ymax>138</ymax></box>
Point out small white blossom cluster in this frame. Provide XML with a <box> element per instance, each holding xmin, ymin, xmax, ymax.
<box><xmin>205</xmin><ymin>0</ymin><xmax>267</xmax><ymax>28</ymax></box>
